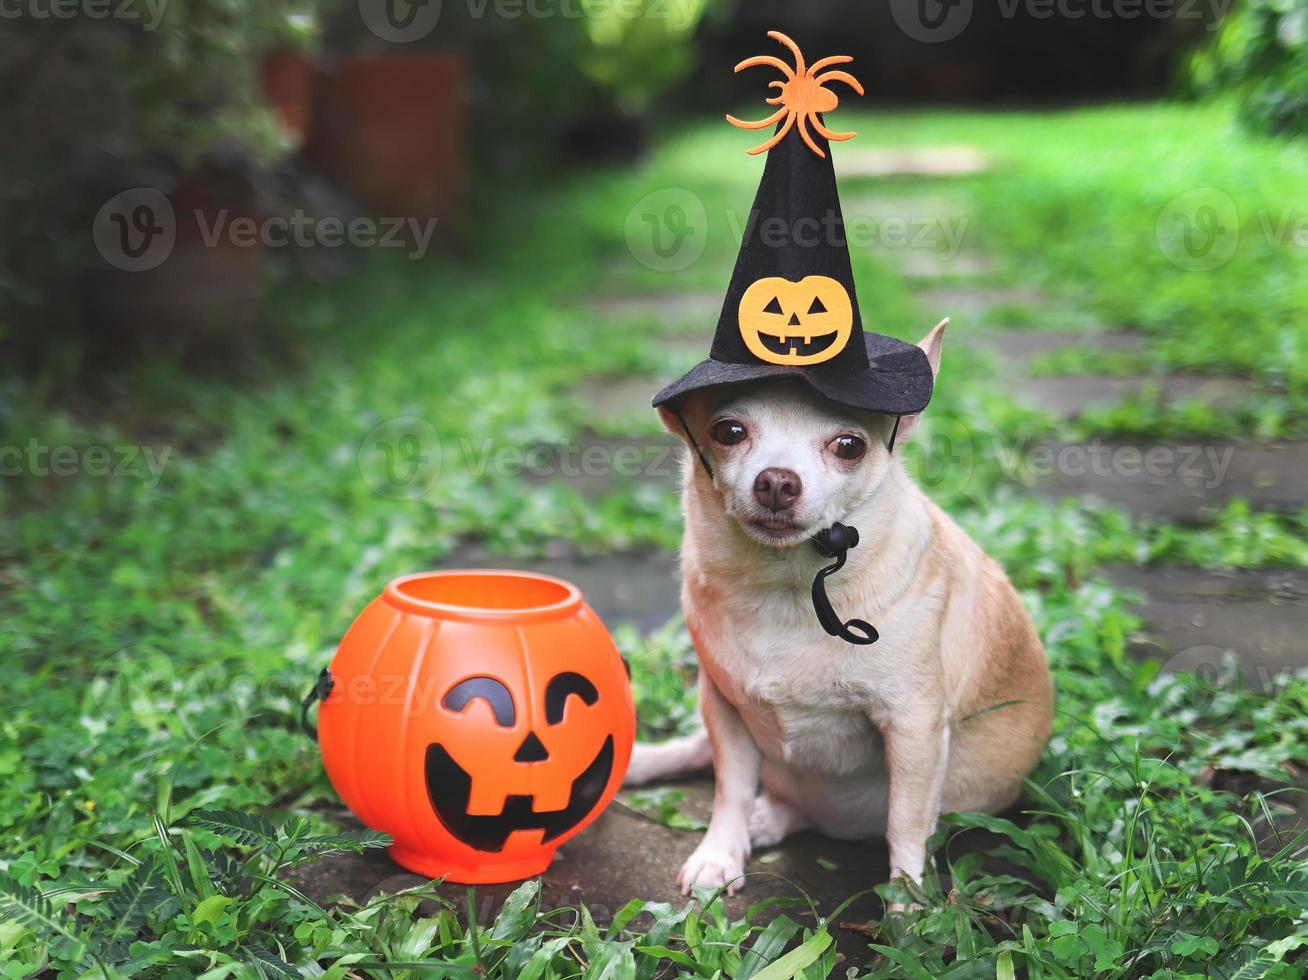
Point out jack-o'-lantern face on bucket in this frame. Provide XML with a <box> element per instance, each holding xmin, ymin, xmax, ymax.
<box><xmin>739</xmin><ymin>275</ymin><xmax>853</xmax><ymax>366</ymax></box>
<box><xmin>424</xmin><ymin>670</ymin><xmax>618</xmax><ymax>852</ymax></box>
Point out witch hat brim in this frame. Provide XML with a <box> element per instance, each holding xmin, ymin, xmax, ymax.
<box><xmin>652</xmin><ymin>331</ymin><xmax>934</xmax><ymax>415</ymax></box>
<box><xmin>651</xmin><ymin>32</ymin><xmax>934</xmax><ymax>418</ymax></box>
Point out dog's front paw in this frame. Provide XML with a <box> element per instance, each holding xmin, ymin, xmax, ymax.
<box><xmin>677</xmin><ymin>844</ymin><xmax>746</xmax><ymax>896</ymax></box>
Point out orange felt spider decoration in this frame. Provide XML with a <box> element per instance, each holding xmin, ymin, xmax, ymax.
<box><xmin>726</xmin><ymin>31</ymin><xmax>864</xmax><ymax>159</ymax></box>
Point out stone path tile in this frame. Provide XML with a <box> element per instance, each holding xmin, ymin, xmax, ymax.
<box><xmin>836</xmin><ymin>146</ymin><xmax>990</xmax><ymax>179</ymax></box>
<box><xmin>1028</xmin><ymin>438</ymin><xmax>1308</xmax><ymax>521</ymax></box>
<box><xmin>1105</xmin><ymin>563</ymin><xmax>1308</xmax><ymax>682</ymax></box>
<box><xmin>446</xmin><ymin>544</ymin><xmax>681</xmax><ymax>632</ymax></box>
<box><xmin>1017</xmin><ymin>374</ymin><xmax>1254</xmax><ymax>421</ymax></box>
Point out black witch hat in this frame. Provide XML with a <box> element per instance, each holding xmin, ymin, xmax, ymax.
<box><xmin>652</xmin><ymin>32</ymin><xmax>934</xmax><ymax>418</ymax></box>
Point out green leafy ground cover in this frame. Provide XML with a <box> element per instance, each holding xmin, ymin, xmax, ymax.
<box><xmin>2</xmin><ymin>103</ymin><xmax>1307</xmax><ymax>976</ymax></box>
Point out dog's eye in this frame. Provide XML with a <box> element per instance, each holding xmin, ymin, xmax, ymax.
<box><xmin>832</xmin><ymin>435</ymin><xmax>866</xmax><ymax>461</ymax></box>
<box><xmin>710</xmin><ymin>419</ymin><xmax>748</xmax><ymax>446</ymax></box>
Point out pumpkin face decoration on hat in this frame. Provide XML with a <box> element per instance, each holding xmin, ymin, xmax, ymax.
<box><xmin>739</xmin><ymin>275</ymin><xmax>853</xmax><ymax>366</ymax></box>
<box><xmin>653</xmin><ymin>31</ymin><xmax>936</xmax><ymax>421</ymax></box>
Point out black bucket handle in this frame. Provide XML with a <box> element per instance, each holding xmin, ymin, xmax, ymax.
<box><xmin>299</xmin><ymin>667</ymin><xmax>334</xmax><ymax>741</ymax></box>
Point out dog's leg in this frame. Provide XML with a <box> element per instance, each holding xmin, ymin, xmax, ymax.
<box><xmin>879</xmin><ymin>716</ymin><xmax>950</xmax><ymax>891</ymax></box>
<box><xmin>748</xmin><ymin>790</ymin><xmax>810</xmax><ymax>849</ymax></box>
<box><xmin>677</xmin><ymin>672</ymin><xmax>761</xmax><ymax>896</ymax></box>
<box><xmin>623</xmin><ymin>731</ymin><xmax>712</xmax><ymax>786</ymax></box>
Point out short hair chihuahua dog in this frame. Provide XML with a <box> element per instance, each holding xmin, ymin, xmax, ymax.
<box><xmin>626</xmin><ymin>323</ymin><xmax>1053</xmax><ymax>896</ymax></box>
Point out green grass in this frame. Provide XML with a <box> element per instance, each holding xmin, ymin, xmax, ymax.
<box><xmin>3</xmin><ymin>102</ymin><xmax>1308</xmax><ymax>976</ymax></box>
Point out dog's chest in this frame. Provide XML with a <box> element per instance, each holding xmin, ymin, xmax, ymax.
<box><xmin>736</xmin><ymin>683</ymin><xmax>881</xmax><ymax>775</ymax></box>
<box><xmin>694</xmin><ymin>599</ymin><xmax>895</xmax><ymax>775</ymax></box>
<box><xmin>683</xmin><ymin>532</ymin><xmax>941</xmax><ymax>774</ymax></box>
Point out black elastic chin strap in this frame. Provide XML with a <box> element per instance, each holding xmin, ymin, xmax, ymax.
<box><xmin>810</xmin><ymin>522</ymin><xmax>878</xmax><ymax>645</ymax></box>
<box><xmin>673</xmin><ymin>407</ymin><xmax>716</xmax><ymax>481</ymax></box>
<box><xmin>886</xmin><ymin>414</ymin><xmax>903</xmax><ymax>455</ymax></box>
<box><xmin>673</xmin><ymin>406</ymin><xmax>901</xmax><ymax>648</ymax></box>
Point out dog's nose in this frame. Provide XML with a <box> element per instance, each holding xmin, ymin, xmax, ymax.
<box><xmin>753</xmin><ymin>467</ymin><xmax>802</xmax><ymax>511</ymax></box>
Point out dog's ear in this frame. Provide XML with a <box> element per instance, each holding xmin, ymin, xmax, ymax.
<box><xmin>890</xmin><ymin>319</ymin><xmax>947</xmax><ymax>446</ymax></box>
<box><xmin>918</xmin><ymin>318</ymin><xmax>947</xmax><ymax>379</ymax></box>
<box><xmin>655</xmin><ymin>404</ymin><xmax>684</xmax><ymax>437</ymax></box>
<box><xmin>656</xmin><ymin>391</ymin><xmax>710</xmax><ymax>442</ymax></box>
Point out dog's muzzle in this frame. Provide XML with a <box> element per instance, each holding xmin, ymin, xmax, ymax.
<box><xmin>668</xmin><ymin>404</ymin><xmax>888</xmax><ymax>647</ymax></box>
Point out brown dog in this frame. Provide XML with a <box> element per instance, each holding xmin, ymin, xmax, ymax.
<box><xmin>626</xmin><ymin>323</ymin><xmax>1053</xmax><ymax>896</ymax></box>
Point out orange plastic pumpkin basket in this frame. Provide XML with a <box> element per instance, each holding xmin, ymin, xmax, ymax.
<box><xmin>317</xmin><ymin>570</ymin><xmax>635</xmax><ymax>883</ymax></box>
